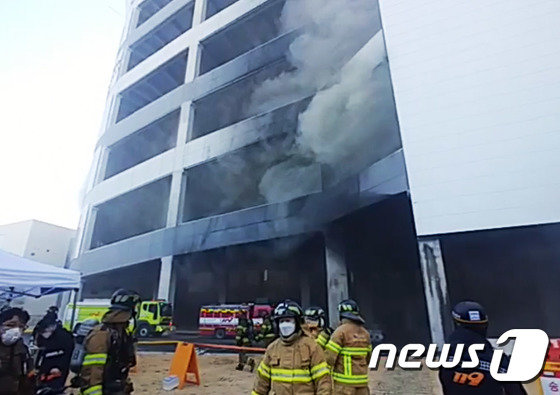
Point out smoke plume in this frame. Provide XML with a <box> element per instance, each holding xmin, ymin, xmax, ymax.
<box><xmin>251</xmin><ymin>0</ymin><xmax>388</xmax><ymax>201</ymax></box>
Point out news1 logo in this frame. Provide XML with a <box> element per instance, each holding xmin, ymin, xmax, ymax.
<box><xmin>369</xmin><ymin>329</ymin><xmax>549</xmax><ymax>381</ymax></box>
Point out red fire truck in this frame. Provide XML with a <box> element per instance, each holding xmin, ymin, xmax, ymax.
<box><xmin>198</xmin><ymin>303</ymin><xmax>273</xmax><ymax>339</ymax></box>
<box><xmin>540</xmin><ymin>338</ymin><xmax>560</xmax><ymax>394</ymax></box>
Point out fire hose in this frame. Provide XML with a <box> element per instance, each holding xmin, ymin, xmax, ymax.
<box><xmin>137</xmin><ymin>340</ymin><xmax>266</xmax><ymax>353</ymax></box>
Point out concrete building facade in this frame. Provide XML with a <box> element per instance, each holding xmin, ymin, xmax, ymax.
<box><xmin>0</xmin><ymin>220</ymin><xmax>76</xmax><ymax>321</ymax></box>
<box><xmin>71</xmin><ymin>0</ymin><xmax>560</xmax><ymax>344</ymax></box>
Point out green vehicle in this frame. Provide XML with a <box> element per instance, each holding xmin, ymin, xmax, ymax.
<box><xmin>63</xmin><ymin>298</ymin><xmax>175</xmax><ymax>338</ymax></box>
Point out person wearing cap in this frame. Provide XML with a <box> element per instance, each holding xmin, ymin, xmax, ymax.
<box><xmin>439</xmin><ymin>301</ymin><xmax>527</xmax><ymax>395</ymax></box>
<box><xmin>0</xmin><ymin>307</ymin><xmax>35</xmax><ymax>395</ymax></box>
<box><xmin>324</xmin><ymin>299</ymin><xmax>372</xmax><ymax>394</ymax></box>
<box><xmin>34</xmin><ymin>309</ymin><xmax>74</xmax><ymax>392</ymax></box>
<box><xmin>252</xmin><ymin>300</ymin><xmax>331</xmax><ymax>395</ymax></box>
<box><xmin>79</xmin><ymin>289</ymin><xmax>140</xmax><ymax>395</ymax></box>
<box><xmin>302</xmin><ymin>306</ymin><xmax>333</xmax><ymax>350</ymax></box>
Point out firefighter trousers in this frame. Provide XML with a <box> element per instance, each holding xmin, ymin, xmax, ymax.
<box><xmin>237</xmin><ymin>352</ymin><xmax>255</xmax><ymax>370</ymax></box>
<box><xmin>333</xmin><ymin>383</ymin><xmax>370</xmax><ymax>395</ymax></box>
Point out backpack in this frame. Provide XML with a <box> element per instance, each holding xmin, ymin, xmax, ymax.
<box><xmin>69</xmin><ymin>319</ymin><xmax>99</xmax><ymax>374</ymax></box>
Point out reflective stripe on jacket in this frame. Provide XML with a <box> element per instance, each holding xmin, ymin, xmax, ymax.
<box><xmin>316</xmin><ymin>330</ymin><xmax>331</xmax><ymax>349</ymax></box>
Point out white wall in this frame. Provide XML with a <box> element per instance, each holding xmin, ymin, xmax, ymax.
<box><xmin>379</xmin><ymin>0</ymin><xmax>560</xmax><ymax>235</ymax></box>
<box><xmin>0</xmin><ymin>220</ymin><xmax>75</xmax><ymax>323</ymax></box>
<box><xmin>0</xmin><ymin>221</ymin><xmax>33</xmax><ymax>256</ymax></box>
<box><xmin>23</xmin><ymin>220</ymin><xmax>74</xmax><ymax>267</ymax></box>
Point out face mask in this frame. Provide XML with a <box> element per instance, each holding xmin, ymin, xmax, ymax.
<box><xmin>1</xmin><ymin>328</ymin><xmax>22</xmax><ymax>345</ymax></box>
<box><xmin>41</xmin><ymin>330</ymin><xmax>54</xmax><ymax>339</ymax></box>
<box><xmin>279</xmin><ymin>321</ymin><xmax>296</xmax><ymax>338</ymax></box>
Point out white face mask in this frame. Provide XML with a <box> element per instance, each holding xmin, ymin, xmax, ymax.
<box><xmin>279</xmin><ymin>321</ymin><xmax>296</xmax><ymax>338</ymax></box>
<box><xmin>1</xmin><ymin>328</ymin><xmax>22</xmax><ymax>345</ymax></box>
<box><xmin>41</xmin><ymin>330</ymin><xmax>53</xmax><ymax>339</ymax></box>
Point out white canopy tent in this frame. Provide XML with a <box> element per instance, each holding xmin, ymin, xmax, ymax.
<box><xmin>0</xmin><ymin>248</ymin><xmax>81</xmax><ymax>300</ymax></box>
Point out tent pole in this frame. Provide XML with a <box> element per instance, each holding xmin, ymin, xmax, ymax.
<box><xmin>70</xmin><ymin>289</ymin><xmax>78</xmax><ymax>331</ymax></box>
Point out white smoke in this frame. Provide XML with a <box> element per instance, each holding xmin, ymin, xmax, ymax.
<box><xmin>296</xmin><ymin>32</ymin><xmax>387</xmax><ymax>178</ymax></box>
<box><xmin>253</xmin><ymin>0</ymin><xmax>388</xmax><ymax>201</ymax></box>
<box><xmin>250</xmin><ymin>0</ymin><xmax>380</xmax><ymax>114</ymax></box>
<box><xmin>258</xmin><ymin>156</ymin><xmax>322</xmax><ymax>202</ymax></box>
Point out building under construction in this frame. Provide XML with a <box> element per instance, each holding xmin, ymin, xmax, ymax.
<box><xmin>71</xmin><ymin>0</ymin><xmax>560</xmax><ymax>345</ymax></box>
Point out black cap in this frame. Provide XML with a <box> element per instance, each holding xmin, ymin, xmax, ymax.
<box><xmin>452</xmin><ymin>301</ymin><xmax>488</xmax><ymax>324</ymax></box>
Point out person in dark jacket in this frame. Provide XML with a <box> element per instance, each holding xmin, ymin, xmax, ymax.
<box><xmin>0</xmin><ymin>307</ymin><xmax>35</xmax><ymax>395</ymax></box>
<box><xmin>34</xmin><ymin>312</ymin><xmax>74</xmax><ymax>392</ymax></box>
<box><xmin>439</xmin><ymin>301</ymin><xmax>527</xmax><ymax>395</ymax></box>
<box><xmin>235</xmin><ymin>311</ymin><xmax>255</xmax><ymax>372</ymax></box>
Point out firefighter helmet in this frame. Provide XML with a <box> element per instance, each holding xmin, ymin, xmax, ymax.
<box><xmin>338</xmin><ymin>299</ymin><xmax>365</xmax><ymax>324</ymax></box>
<box><xmin>273</xmin><ymin>300</ymin><xmax>303</xmax><ymax>323</ymax></box>
<box><xmin>110</xmin><ymin>289</ymin><xmax>141</xmax><ymax>312</ymax></box>
<box><xmin>304</xmin><ymin>306</ymin><xmax>326</xmax><ymax>327</ymax></box>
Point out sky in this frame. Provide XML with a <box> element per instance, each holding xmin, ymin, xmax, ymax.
<box><xmin>0</xmin><ymin>0</ymin><xmax>127</xmax><ymax>229</ymax></box>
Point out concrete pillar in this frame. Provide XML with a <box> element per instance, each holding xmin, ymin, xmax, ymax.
<box><xmin>166</xmin><ymin>171</ymin><xmax>185</xmax><ymax>227</ymax></box>
<box><xmin>192</xmin><ymin>0</ymin><xmax>208</xmax><ymax>26</ymax></box>
<box><xmin>185</xmin><ymin>45</ymin><xmax>201</xmax><ymax>83</ymax></box>
<box><xmin>325</xmin><ymin>233</ymin><xmax>349</xmax><ymax>328</ymax></box>
<box><xmin>417</xmin><ymin>238</ymin><xmax>452</xmax><ymax>345</ymax></box>
<box><xmin>300</xmin><ymin>272</ymin><xmax>311</xmax><ymax>308</ymax></box>
<box><xmin>217</xmin><ymin>272</ymin><xmax>227</xmax><ymax>304</ymax></box>
<box><xmin>157</xmin><ymin>256</ymin><xmax>174</xmax><ymax>300</ymax></box>
<box><xmin>166</xmin><ymin>107</ymin><xmax>194</xmax><ymax>228</ymax></box>
<box><xmin>79</xmin><ymin>207</ymin><xmax>97</xmax><ymax>253</ymax></box>
<box><xmin>93</xmin><ymin>147</ymin><xmax>110</xmax><ymax>185</ymax></box>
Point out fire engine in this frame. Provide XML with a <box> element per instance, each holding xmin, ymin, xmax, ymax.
<box><xmin>199</xmin><ymin>303</ymin><xmax>273</xmax><ymax>339</ymax></box>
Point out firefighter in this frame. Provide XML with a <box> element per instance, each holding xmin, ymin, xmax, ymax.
<box><xmin>0</xmin><ymin>307</ymin><xmax>35</xmax><ymax>395</ymax></box>
<box><xmin>79</xmin><ymin>289</ymin><xmax>140</xmax><ymax>395</ymax></box>
<box><xmin>256</xmin><ymin>313</ymin><xmax>277</xmax><ymax>348</ymax></box>
<box><xmin>439</xmin><ymin>301</ymin><xmax>527</xmax><ymax>395</ymax></box>
<box><xmin>303</xmin><ymin>306</ymin><xmax>333</xmax><ymax>350</ymax></box>
<box><xmin>325</xmin><ymin>299</ymin><xmax>372</xmax><ymax>394</ymax></box>
<box><xmin>235</xmin><ymin>311</ymin><xmax>255</xmax><ymax>372</ymax></box>
<box><xmin>34</xmin><ymin>311</ymin><xmax>74</xmax><ymax>392</ymax></box>
<box><xmin>252</xmin><ymin>300</ymin><xmax>331</xmax><ymax>395</ymax></box>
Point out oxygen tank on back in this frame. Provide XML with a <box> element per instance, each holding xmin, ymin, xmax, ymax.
<box><xmin>70</xmin><ymin>319</ymin><xmax>99</xmax><ymax>374</ymax></box>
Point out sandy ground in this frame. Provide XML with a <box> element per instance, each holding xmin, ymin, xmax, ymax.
<box><xmin>130</xmin><ymin>352</ymin><xmax>543</xmax><ymax>395</ymax></box>
<box><xmin>131</xmin><ymin>352</ymin><xmax>440</xmax><ymax>394</ymax></box>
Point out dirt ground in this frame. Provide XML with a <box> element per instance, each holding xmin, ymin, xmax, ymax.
<box><xmin>131</xmin><ymin>352</ymin><xmax>439</xmax><ymax>394</ymax></box>
<box><xmin>130</xmin><ymin>352</ymin><xmax>543</xmax><ymax>394</ymax></box>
